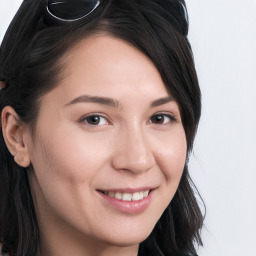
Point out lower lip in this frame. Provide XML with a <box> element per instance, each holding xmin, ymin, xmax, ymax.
<box><xmin>98</xmin><ymin>191</ymin><xmax>153</xmax><ymax>214</ymax></box>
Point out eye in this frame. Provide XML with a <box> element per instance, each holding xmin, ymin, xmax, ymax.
<box><xmin>80</xmin><ymin>115</ymin><xmax>109</xmax><ymax>126</ymax></box>
<box><xmin>150</xmin><ymin>114</ymin><xmax>176</xmax><ymax>125</ymax></box>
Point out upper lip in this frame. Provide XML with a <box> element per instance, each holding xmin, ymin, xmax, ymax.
<box><xmin>97</xmin><ymin>186</ymin><xmax>156</xmax><ymax>193</ymax></box>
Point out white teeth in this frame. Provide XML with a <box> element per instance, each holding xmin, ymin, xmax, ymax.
<box><xmin>132</xmin><ymin>192</ymin><xmax>140</xmax><ymax>201</ymax></box>
<box><xmin>105</xmin><ymin>190</ymin><xmax>150</xmax><ymax>201</ymax></box>
<box><xmin>122</xmin><ymin>193</ymin><xmax>132</xmax><ymax>201</ymax></box>
<box><xmin>143</xmin><ymin>190</ymin><xmax>149</xmax><ymax>197</ymax></box>
<box><xmin>115</xmin><ymin>192</ymin><xmax>122</xmax><ymax>200</ymax></box>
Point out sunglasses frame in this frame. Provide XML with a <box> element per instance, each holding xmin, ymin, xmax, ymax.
<box><xmin>45</xmin><ymin>0</ymin><xmax>101</xmax><ymax>23</ymax></box>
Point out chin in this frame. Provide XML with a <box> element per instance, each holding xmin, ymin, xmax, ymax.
<box><xmin>101</xmin><ymin>227</ymin><xmax>153</xmax><ymax>248</ymax></box>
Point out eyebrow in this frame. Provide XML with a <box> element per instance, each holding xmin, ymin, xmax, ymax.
<box><xmin>65</xmin><ymin>95</ymin><xmax>174</xmax><ymax>109</ymax></box>
<box><xmin>65</xmin><ymin>95</ymin><xmax>120</xmax><ymax>108</ymax></box>
<box><xmin>150</xmin><ymin>96</ymin><xmax>174</xmax><ymax>108</ymax></box>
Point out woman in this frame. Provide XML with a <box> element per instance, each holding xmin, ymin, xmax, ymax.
<box><xmin>0</xmin><ymin>0</ymin><xmax>203</xmax><ymax>255</ymax></box>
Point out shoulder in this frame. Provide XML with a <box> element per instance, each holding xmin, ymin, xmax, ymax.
<box><xmin>0</xmin><ymin>243</ymin><xmax>9</xmax><ymax>256</ymax></box>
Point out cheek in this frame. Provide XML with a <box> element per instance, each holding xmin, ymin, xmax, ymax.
<box><xmin>154</xmin><ymin>128</ymin><xmax>187</xmax><ymax>185</ymax></box>
<box><xmin>36</xmin><ymin>132</ymin><xmax>111</xmax><ymax>184</ymax></box>
<box><xmin>28</xmin><ymin>129</ymin><xmax>112</xmax><ymax>218</ymax></box>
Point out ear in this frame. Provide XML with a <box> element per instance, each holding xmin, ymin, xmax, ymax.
<box><xmin>1</xmin><ymin>106</ymin><xmax>31</xmax><ymax>167</ymax></box>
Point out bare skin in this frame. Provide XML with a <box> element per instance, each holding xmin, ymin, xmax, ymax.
<box><xmin>2</xmin><ymin>35</ymin><xmax>187</xmax><ymax>256</ymax></box>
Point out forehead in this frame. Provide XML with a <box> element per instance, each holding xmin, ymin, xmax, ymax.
<box><xmin>50</xmin><ymin>34</ymin><xmax>170</xmax><ymax>104</ymax></box>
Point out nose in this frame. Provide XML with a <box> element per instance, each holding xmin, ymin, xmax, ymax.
<box><xmin>111</xmin><ymin>127</ymin><xmax>155</xmax><ymax>174</ymax></box>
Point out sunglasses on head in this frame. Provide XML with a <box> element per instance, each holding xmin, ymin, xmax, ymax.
<box><xmin>45</xmin><ymin>0</ymin><xmax>185</xmax><ymax>34</ymax></box>
<box><xmin>45</xmin><ymin>0</ymin><xmax>101</xmax><ymax>24</ymax></box>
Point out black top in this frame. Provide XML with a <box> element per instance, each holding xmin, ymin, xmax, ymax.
<box><xmin>0</xmin><ymin>244</ymin><xmax>8</xmax><ymax>256</ymax></box>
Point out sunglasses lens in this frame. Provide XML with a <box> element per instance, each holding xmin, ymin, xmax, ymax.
<box><xmin>48</xmin><ymin>0</ymin><xmax>100</xmax><ymax>20</ymax></box>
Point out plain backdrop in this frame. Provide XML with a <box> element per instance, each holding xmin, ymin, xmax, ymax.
<box><xmin>0</xmin><ymin>1</ymin><xmax>256</xmax><ymax>255</ymax></box>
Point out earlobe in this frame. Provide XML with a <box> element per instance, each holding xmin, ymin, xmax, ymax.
<box><xmin>1</xmin><ymin>106</ymin><xmax>31</xmax><ymax>168</ymax></box>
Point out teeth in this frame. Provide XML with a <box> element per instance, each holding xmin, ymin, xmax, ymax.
<box><xmin>115</xmin><ymin>192</ymin><xmax>122</xmax><ymax>200</ymax></box>
<box><xmin>108</xmin><ymin>192</ymin><xmax>115</xmax><ymax>198</ymax></box>
<box><xmin>122</xmin><ymin>193</ymin><xmax>132</xmax><ymax>201</ymax></box>
<box><xmin>132</xmin><ymin>192</ymin><xmax>140</xmax><ymax>201</ymax></box>
<box><xmin>104</xmin><ymin>190</ymin><xmax>150</xmax><ymax>201</ymax></box>
<box><xmin>143</xmin><ymin>190</ymin><xmax>149</xmax><ymax>197</ymax></box>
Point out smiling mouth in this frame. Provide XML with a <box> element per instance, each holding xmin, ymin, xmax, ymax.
<box><xmin>99</xmin><ymin>190</ymin><xmax>150</xmax><ymax>201</ymax></box>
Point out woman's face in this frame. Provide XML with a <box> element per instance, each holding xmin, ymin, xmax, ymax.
<box><xmin>26</xmin><ymin>35</ymin><xmax>187</xmax><ymax>253</ymax></box>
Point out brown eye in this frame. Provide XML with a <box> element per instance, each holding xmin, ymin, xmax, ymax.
<box><xmin>150</xmin><ymin>114</ymin><xmax>175</xmax><ymax>125</ymax></box>
<box><xmin>83</xmin><ymin>115</ymin><xmax>108</xmax><ymax>125</ymax></box>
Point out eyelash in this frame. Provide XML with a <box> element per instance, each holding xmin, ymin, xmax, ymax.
<box><xmin>149</xmin><ymin>113</ymin><xmax>177</xmax><ymax>125</ymax></box>
<box><xmin>79</xmin><ymin>113</ymin><xmax>176</xmax><ymax>127</ymax></box>
<box><xmin>79</xmin><ymin>114</ymin><xmax>110</xmax><ymax>126</ymax></box>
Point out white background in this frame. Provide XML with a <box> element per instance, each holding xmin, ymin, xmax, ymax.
<box><xmin>0</xmin><ymin>0</ymin><xmax>256</xmax><ymax>255</ymax></box>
